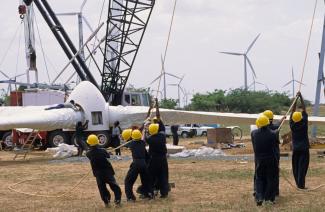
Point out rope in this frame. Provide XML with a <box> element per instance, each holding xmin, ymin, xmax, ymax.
<box><xmin>280</xmin><ymin>168</ymin><xmax>325</xmax><ymax>192</ymax></box>
<box><xmin>278</xmin><ymin>0</ymin><xmax>318</xmax><ymax>131</ymax></box>
<box><xmin>298</xmin><ymin>0</ymin><xmax>318</xmax><ymax>92</ymax></box>
<box><xmin>156</xmin><ymin>0</ymin><xmax>178</xmax><ymax>98</ymax></box>
<box><xmin>7</xmin><ymin>139</ymin><xmax>133</xmax><ymax>198</ymax></box>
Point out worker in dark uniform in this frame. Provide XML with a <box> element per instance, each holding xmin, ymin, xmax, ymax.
<box><xmin>86</xmin><ymin>135</ymin><xmax>122</xmax><ymax>207</ymax></box>
<box><xmin>124</xmin><ymin>129</ymin><xmax>153</xmax><ymax>201</ymax></box>
<box><xmin>75</xmin><ymin>120</ymin><xmax>88</xmax><ymax>156</ymax></box>
<box><xmin>153</xmin><ymin>98</ymin><xmax>165</xmax><ymax>133</ymax></box>
<box><xmin>251</xmin><ymin>118</ymin><xmax>260</xmax><ymax>197</ymax></box>
<box><xmin>290</xmin><ymin>91</ymin><xmax>309</xmax><ymax>189</ymax></box>
<box><xmin>263</xmin><ymin>110</ymin><xmax>286</xmax><ymax>196</ymax></box>
<box><xmin>146</xmin><ymin>123</ymin><xmax>169</xmax><ymax>198</ymax></box>
<box><xmin>111</xmin><ymin>121</ymin><xmax>122</xmax><ymax>155</ymax></box>
<box><xmin>251</xmin><ymin>115</ymin><xmax>278</xmax><ymax>206</ymax></box>
<box><xmin>171</xmin><ymin>125</ymin><xmax>179</xmax><ymax>146</ymax></box>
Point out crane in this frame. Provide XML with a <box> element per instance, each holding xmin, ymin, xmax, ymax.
<box><xmin>23</xmin><ymin>0</ymin><xmax>155</xmax><ymax>105</ymax></box>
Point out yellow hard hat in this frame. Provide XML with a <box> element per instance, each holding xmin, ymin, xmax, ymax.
<box><xmin>122</xmin><ymin>129</ymin><xmax>132</xmax><ymax>141</ymax></box>
<box><xmin>257</xmin><ymin>115</ymin><xmax>270</xmax><ymax>128</ymax></box>
<box><xmin>255</xmin><ymin>119</ymin><xmax>260</xmax><ymax>128</ymax></box>
<box><xmin>87</xmin><ymin>134</ymin><xmax>99</xmax><ymax>146</ymax></box>
<box><xmin>263</xmin><ymin>110</ymin><xmax>274</xmax><ymax>120</ymax></box>
<box><xmin>149</xmin><ymin>123</ymin><xmax>159</xmax><ymax>135</ymax></box>
<box><xmin>131</xmin><ymin>129</ymin><xmax>142</xmax><ymax>140</ymax></box>
<box><xmin>292</xmin><ymin>112</ymin><xmax>303</xmax><ymax>123</ymax></box>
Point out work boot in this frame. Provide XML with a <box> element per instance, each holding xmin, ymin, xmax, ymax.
<box><xmin>114</xmin><ymin>199</ymin><xmax>122</xmax><ymax>207</ymax></box>
<box><xmin>256</xmin><ymin>200</ymin><xmax>263</xmax><ymax>206</ymax></box>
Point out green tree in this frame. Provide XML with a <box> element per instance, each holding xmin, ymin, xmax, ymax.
<box><xmin>188</xmin><ymin>89</ymin><xmax>226</xmax><ymax>111</ymax></box>
<box><xmin>159</xmin><ymin>98</ymin><xmax>177</xmax><ymax>109</ymax></box>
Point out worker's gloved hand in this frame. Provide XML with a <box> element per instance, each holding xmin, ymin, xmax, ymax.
<box><xmin>296</xmin><ymin>91</ymin><xmax>301</xmax><ymax>97</ymax></box>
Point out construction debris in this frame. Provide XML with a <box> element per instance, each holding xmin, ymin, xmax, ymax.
<box><xmin>169</xmin><ymin>146</ymin><xmax>224</xmax><ymax>158</ymax></box>
<box><xmin>45</xmin><ymin>144</ymin><xmax>78</xmax><ymax>158</ymax></box>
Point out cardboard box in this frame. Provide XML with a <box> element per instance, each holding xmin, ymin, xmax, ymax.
<box><xmin>207</xmin><ymin>128</ymin><xmax>233</xmax><ymax>148</ymax></box>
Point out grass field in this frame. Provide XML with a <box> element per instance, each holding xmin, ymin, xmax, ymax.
<box><xmin>1</xmin><ymin>138</ymin><xmax>325</xmax><ymax>212</ymax></box>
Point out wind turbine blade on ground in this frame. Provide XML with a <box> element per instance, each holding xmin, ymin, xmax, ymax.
<box><xmin>246</xmin><ymin>56</ymin><xmax>257</xmax><ymax>78</ymax></box>
<box><xmin>219</xmin><ymin>51</ymin><xmax>243</xmax><ymax>56</ymax></box>
<box><xmin>246</xmin><ymin>33</ymin><xmax>261</xmax><ymax>54</ymax></box>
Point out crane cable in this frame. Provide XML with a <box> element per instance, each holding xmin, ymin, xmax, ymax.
<box><xmin>8</xmin><ymin>139</ymin><xmax>133</xmax><ymax>198</ymax></box>
<box><xmin>276</xmin><ymin>0</ymin><xmax>325</xmax><ymax>192</ymax></box>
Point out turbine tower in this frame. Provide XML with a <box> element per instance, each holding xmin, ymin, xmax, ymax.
<box><xmin>282</xmin><ymin>67</ymin><xmax>304</xmax><ymax>98</ymax></box>
<box><xmin>220</xmin><ymin>33</ymin><xmax>260</xmax><ymax>90</ymax></box>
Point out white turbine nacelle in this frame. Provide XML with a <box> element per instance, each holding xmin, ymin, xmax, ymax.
<box><xmin>66</xmin><ymin>81</ymin><xmax>110</xmax><ymax>132</ymax></box>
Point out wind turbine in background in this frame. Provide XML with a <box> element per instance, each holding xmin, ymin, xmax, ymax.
<box><xmin>220</xmin><ymin>33</ymin><xmax>261</xmax><ymax>90</ymax></box>
<box><xmin>249</xmin><ymin>75</ymin><xmax>269</xmax><ymax>92</ymax></box>
<box><xmin>150</xmin><ymin>55</ymin><xmax>181</xmax><ymax>100</ymax></box>
<box><xmin>168</xmin><ymin>75</ymin><xmax>185</xmax><ymax>108</ymax></box>
<box><xmin>0</xmin><ymin>70</ymin><xmax>26</xmax><ymax>95</ymax></box>
<box><xmin>56</xmin><ymin>0</ymin><xmax>90</xmax><ymax>60</ymax></box>
<box><xmin>282</xmin><ymin>67</ymin><xmax>304</xmax><ymax>98</ymax></box>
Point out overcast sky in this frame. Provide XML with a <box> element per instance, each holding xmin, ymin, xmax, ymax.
<box><xmin>0</xmin><ymin>0</ymin><xmax>325</xmax><ymax>106</ymax></box>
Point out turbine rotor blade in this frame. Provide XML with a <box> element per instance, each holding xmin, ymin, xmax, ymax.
<box><xmin>56</xmin><ymin>12</ymin><xmax>79</xmax><ymax>16</ymax></box>
<box><xmin>282</xmin><ymin>81</ymin><xmax>293</xmax><ymax>87</ymax></box>
<box><xmin>246</xmin><ymin>56</ymin><xmax>257</xmax><ymax>78</ymax></box>
<box><xmin>80</xmin><ymin>0</ymin><xmax>87</xmax><ymax>12</ymax></box>
<box><xmin>294</xmin><ymin>80</ymin><xmax>305</xmax><ymax>85</ymax></box>
<box><xmin>165</xmin><ymin>72</ymin><xmax>181</xmax><ymax>79</ymax></box>
<box><xmin>0</xmin><ymin>70</ymin><xmax>10</xmax><ymax>79</ymax></box>
<box><xmin>246</xmin><ymin>33</ymin><xmax>261</xmax><ymax>54</ymax></box>
<box><xmin>219</xmin><ymin>51</ymin><xmax>243</xmax><ymax>56</ymax></box>
<box><xmin>150</xmin><ymin>73</ymin><xmax>163</xmax><ymax>85</ymax></box>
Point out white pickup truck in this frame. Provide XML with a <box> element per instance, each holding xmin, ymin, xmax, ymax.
<box><xmin>165</xmin><ymin>124</ymin><xmax>214</xmax><ymax>138</ymax></box>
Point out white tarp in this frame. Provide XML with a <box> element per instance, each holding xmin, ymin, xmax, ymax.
<box><xmin>170</xmin><ymin>146</ymin><xmax>225</xmax><ymax>158</ymax></box>
<box><xmin>45</xmin><ymin>143</ymin><xmax>78</xmax><ymax>158</ymax></box>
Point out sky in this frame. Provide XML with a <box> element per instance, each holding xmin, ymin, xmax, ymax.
<box><xmin>0</xmin><ymin>0</ymin><xmax>325</xmax><ymax>106</ymax></box>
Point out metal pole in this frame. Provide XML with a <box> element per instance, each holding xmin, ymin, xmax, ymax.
<box><xmin>244</xmin><ymin>56</ymin><xmax>247</xmax><ymax>90</ymax></box>
<box><xmin>312</xmin><ymin>13</ymin><xmax>325</xmax><ymax>137</ymax></box>
<box><xmin>164</xmin><ymin>72</ymin><xmax>167</xmax><ymax>100</ymax></box>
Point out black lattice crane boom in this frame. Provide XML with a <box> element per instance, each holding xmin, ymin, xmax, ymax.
<box><xmin>101</xmin><ymin>0</ymin><xmax>155</xmax><ymax>105</ymax></box>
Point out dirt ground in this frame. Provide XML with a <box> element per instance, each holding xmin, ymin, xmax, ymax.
<box><xmin>1</xmin><ymin>138</ymin><xmax>325</xmax><ymax>211</ymax></box>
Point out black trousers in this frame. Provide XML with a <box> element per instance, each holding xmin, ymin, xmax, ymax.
<box><xmin>172</xmin><ymin>133</ymin><xmax>179</xmax><ymax>146</ymax></box>
<box><xmin>95</xmin><ymin>174</ymin><xmax>122</xmax><ymax>204</ymax></box>
<box><xmin>124</xmin><ymin>160</ymin><xmax>152</xmax><ymax>199</ymax></box>
<box><xmin>148</xmin><ymin>157</ymin><xmax>169</xmax><ymax>196</ymax></box>
<box><xmin>292</xmin><ymin>149</ymin><xmax>309</xmax><ymax>189</ymax></box>
<box><xmin>76</xmin><ymin>137</ymin><xmax>88</xmax><ymax>156</ymax></box>
<box><xmin>112</xmin><ymin>137</ymin><xmax>121</xmax><ymax>155</ymax></box>
<box><xmin>275</xmin><ymin>152</ymin><xmax>280</xmax><ymax>195</ymax></box>
<box><xmin>255</xmin><ymin>157</ymin><xmax>277</xmax><ymax>202</ymax></box>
